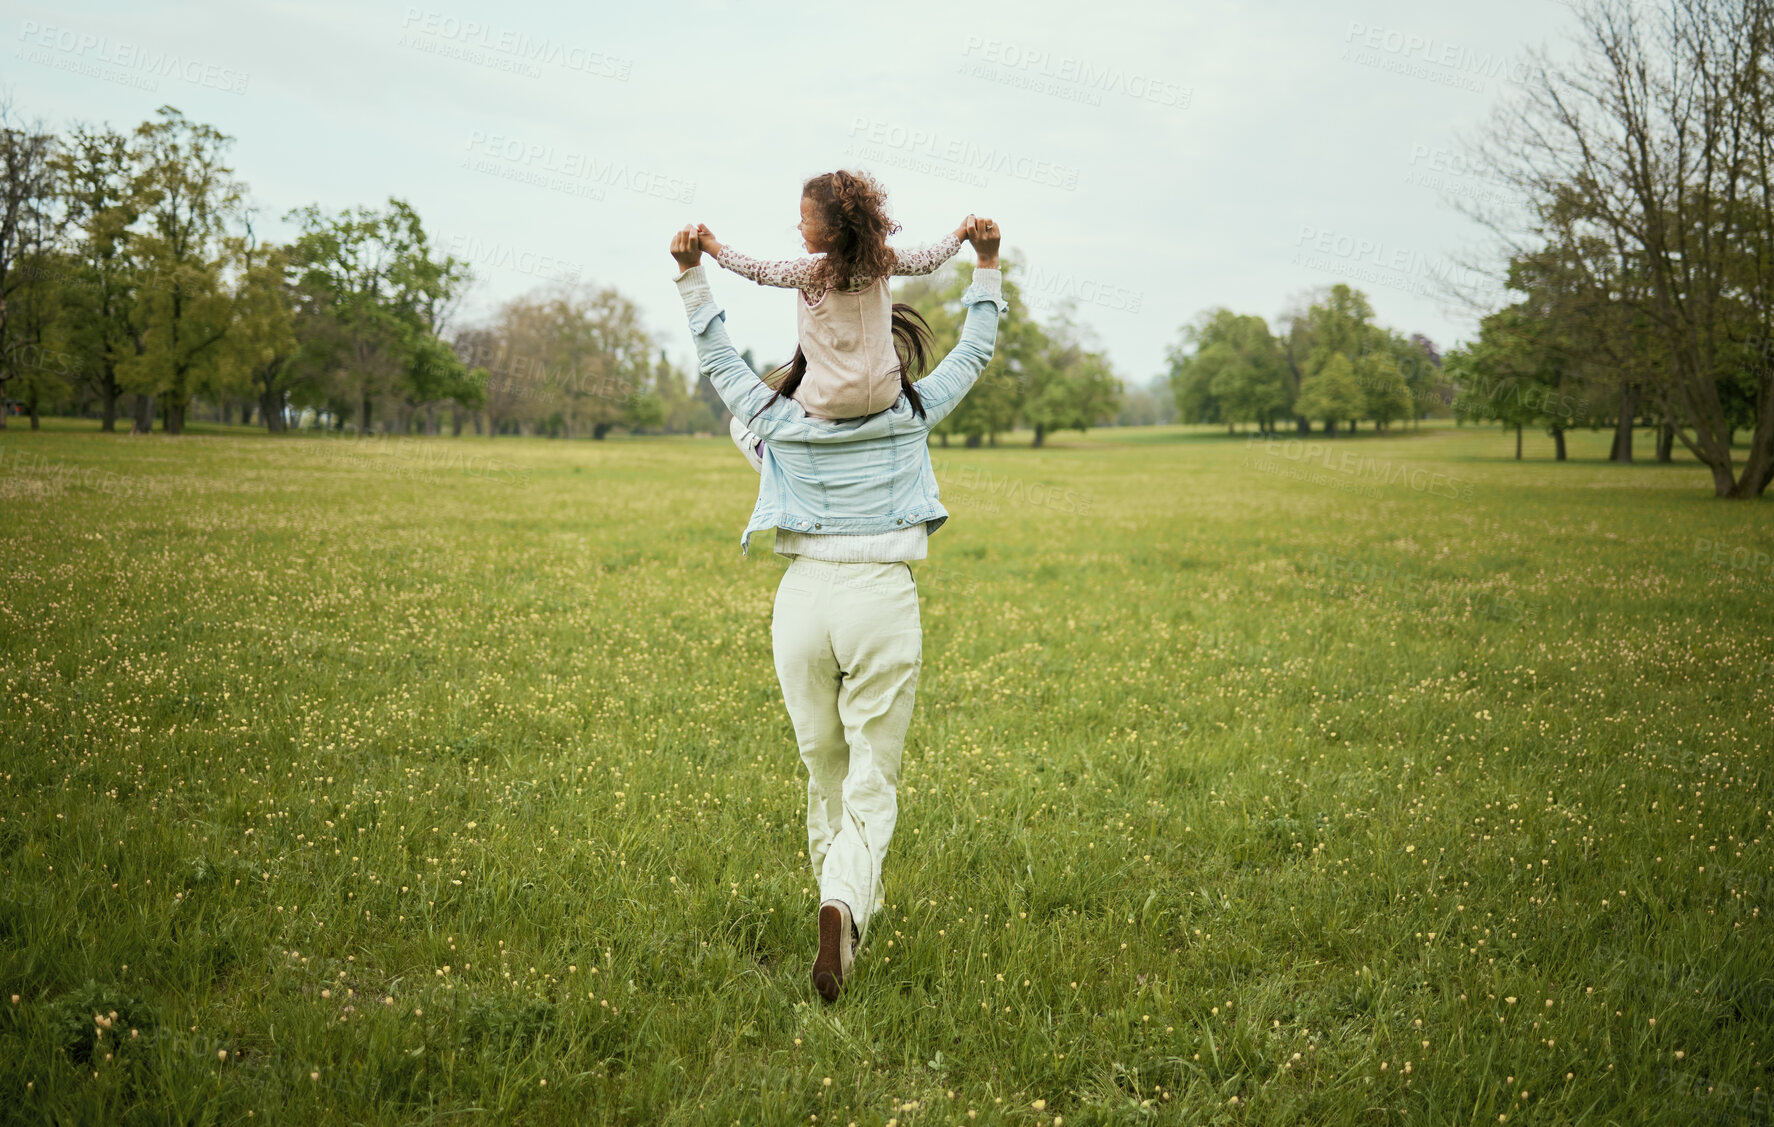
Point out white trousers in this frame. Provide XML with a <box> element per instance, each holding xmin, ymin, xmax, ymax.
<box><xmin>771</xmin><ymin>557</ymin><xmax>922</xmax><ymax>943</ymax></box>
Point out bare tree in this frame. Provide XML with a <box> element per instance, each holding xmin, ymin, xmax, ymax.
<box><xmin>1474</xmin><ymin>0</ymin><xmax>1774</xmax><ymax>497</ymax></box>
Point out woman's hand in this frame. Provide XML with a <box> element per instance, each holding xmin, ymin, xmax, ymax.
<box><xmin>670</xmin><ymin>224</ymin><xmax>703</xmax><ymax>273</ymax></box>
<box><xmin>952</xmin><ymin>214</ymin><xmax>977</xmax><ymax>241</ymax></box>
<box><xmin>696</xmin><ymin>223</ymin><xmax>723</xmax><ymax>258</ymax></box>
<box><xmin>968</xmin><ymin>217</ymin><xmax>1000</xmax><ymax>269</ymax></box>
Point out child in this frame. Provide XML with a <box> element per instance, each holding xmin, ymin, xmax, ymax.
<box><xmin>698</xmin><ymin>170</ymin><xmax>973</xmax><ymax>424</ymax></box>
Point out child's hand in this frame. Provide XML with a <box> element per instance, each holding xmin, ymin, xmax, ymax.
<box><xmin>954</xmin><ymin>214</ymin><xmax>977</xmax><ymax>241</ymax></box>
<box><xmin>696</xmin><ymin>223</ymin><xmax>723</xmax><ymax>258</ymax></box>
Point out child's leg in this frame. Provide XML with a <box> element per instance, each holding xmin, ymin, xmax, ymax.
<box><xmin>727</xmin><ymin>415</ymin><xmax>765</xmax><ymax>473</ymax></box>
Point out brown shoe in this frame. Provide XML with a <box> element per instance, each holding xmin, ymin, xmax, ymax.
<box><xmin>812</xmin><ymin>900</ymin><xmax>856</xmax><ymax>1003</ymax></box>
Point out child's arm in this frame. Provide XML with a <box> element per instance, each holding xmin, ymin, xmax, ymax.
<box><xmin>698</xmin><ymin>225</ymin><xmax>821</xmax><ymax>292</ymax></box>
<box><xmin>892</xmin><ymin>218</ymin><xmax>972</xmax><ymax>276</ymax></box>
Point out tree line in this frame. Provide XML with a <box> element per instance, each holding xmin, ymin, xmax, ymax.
<box><xmin>1164</xmin><ymin>282</ymin><xmax>1450</xmax><ymax>438</ymax></box>
<box><xmin>0</xmin><ymin>99</ymin><xmax>1131</xmax><ymax>445</ymax></box>
<box><xmin>0</xmin><ymin>101</ymin><xmax>722</xmax><ymax>439</ymax></box>
<box><xmin>1164</xmin><ymin>0</ymin><xmax>1774</xmax><ymax>501</ymax></box>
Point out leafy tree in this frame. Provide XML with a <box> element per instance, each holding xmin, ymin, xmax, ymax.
<box><xmin>221</xmin><ymin>224</ymin><xmax>303</xmax><ymax>432</ymax></box>
<box><xmin>1358</xmin><ymin>353</ymin><xmax>1413</xmax><ymax>431</ymax></box>
<box><xmin>118</xmin><ymin>107</ymin><xmax>243</xmax><ymax>435</ymax></box>
<box><xmin>1168</xmin><ymin>308</ymin><xmax>1290</xmax><ymax>434</ymax></box>
<box><xmin>47</xmin><ymin>122</ymin><xmax>141</xmax><ymax>431</ymax></box>
<box><xmin>0</xmin><ymin>105</ymin><xmax>58</xmax><ymax>430</ymax></box>
<box><xmin>286</xmin><ymin>196</ymin><xmax>467</xmax><ymax>435</ymax></box>
<box><xmin>1023</xmin><ymin>315</ymin><xmax>1120</xmax><ymax>446</ymax></box>
<box><xmin>1282</xmin><ymin>284</ymin><xmax>1379</xmax><ymax>432</ymax></box>
<box><xmin>1295</xmin><ymin>352</ymin><xmax>1363</xmax><ymax>434</ymax></box>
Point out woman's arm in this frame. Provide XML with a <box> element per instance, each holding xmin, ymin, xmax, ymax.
<box><xmin>669</xmin><ymin>226</ymin><xmax>811</xmax><ymax>439</ymax></box>
<box><xmin>912</xmin><ymin>270</ymin><xmax>1006</xmax><ymax>427</ymax></box>
<box><xmin>911</xmin><ymin>220</ymin><xmax>1006</xmax><ymax>427</ymax></box>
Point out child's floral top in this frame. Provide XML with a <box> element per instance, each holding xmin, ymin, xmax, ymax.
<box><xmin>715</xmin><ymin>233</ymin><xmax>964</xmax><ymax>307</ymax></box>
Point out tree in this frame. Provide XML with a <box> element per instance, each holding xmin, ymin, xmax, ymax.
<box><xmin>1295</xmin><ymin>352</ymin><xmax>1364</xmax><ymax>435</ymax></box>
<box><xmin>119</xmin><ymin>106</ymin><xmax>244</xmax><ymax>435</ymax></box>
<box><xmin>222</xmin><ymin>221</ymin><xmax>304</xmax><ymax>432</ymax></box>
<box><xmin>1475</xmin><ymin>0</ymin><xmax>1774</xmax><ymax>496</ymax></box>
<box><xmin>471</xmin><ymin>280</ymin><xmax>654</xmax><ymax>438</ymax></box>
<box><xmin>48</xmin><ymin>122</ymin><xmax>142</xmax><ymax>432</ymax></box>
<box><xmin>287</xmin><ymin>197</ymin><xmax>468</xmax><ymax>435</ymax></box>
<box><xmin>1283</xmin><ymin>284</ymin><xmax>1381</xmax><ymax>432</ymax></box>
<box><xmin>1168</xmin><ymin>308</ymin><xmax>1291</xmax><ymax>434</ymax></box>
<box><xmin>0</xmin><ymin>104</ymin><xmax>58</xmax><ymax>431</ymax></box>
<box><xmin>1023</xmin><ymin>316</ymin><xmax>1120</xmax><ymax>446</ymax></box>
<box><xmin>1358</xmin><ymin>353</ymin><xmax>1413</xmax><ymax>431</ymax></box>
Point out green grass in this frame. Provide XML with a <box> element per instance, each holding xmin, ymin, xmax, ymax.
<box><xmin>0</xmin><ymin>420</ymin><xmax>1769</xmax><ymax>1125</ymax></box>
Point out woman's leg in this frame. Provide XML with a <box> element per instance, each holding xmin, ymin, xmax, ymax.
<box><xmin>771</xmin><ymin>560</ymin><xmax>849</xmax><ymax>889</ymax></box>
<box><xmin>771</xmin><ymin>560</ymin><xmax>922</xmax><ymax>944</ymax></box>
<box><xmin>818</xmin><ymin>562</ymin><xmax>922</xmax><ymax>944</ymax></box>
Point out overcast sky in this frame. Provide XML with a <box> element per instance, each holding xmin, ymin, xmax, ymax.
<box><xmin>7</xmin><ymin>0</ymin><xmax>1571</xmax><ymax>385</ymax></box>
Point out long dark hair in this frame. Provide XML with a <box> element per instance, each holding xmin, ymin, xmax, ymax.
<box><xmin>758</xmin><ymin>303</ymin><xmax>934</xmax><ymax>422</ymax></box>
<box><xmin>802</xmin><ymin>170</ymin><xmax>898</xmax><ymax>293</ymax></box>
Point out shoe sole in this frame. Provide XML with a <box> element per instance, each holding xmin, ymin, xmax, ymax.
<box><xmin>812</xmin><ymin>904</ymin><xmax>845</xmax><ymax>1003</ymax></box>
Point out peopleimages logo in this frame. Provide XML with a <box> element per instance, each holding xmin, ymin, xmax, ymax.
<box><xmin>1022</xmin><ymin>265</ymin><xmax>1144</xmax><ymax>314</ymax></box>
<box><xmin>1341</xmin><ymin>21</ymin><xmax>1535</xmax><ymax>91</ymax></box>
<box><xmin>398</xmin><ymin>8</ymin><xmax>631</xmax><ymax>81</ymax></box>
<box><xmin>1246</xmin><ymin>434</ymin><xmax>1478</xmax><ymax>502</ymax></box>
<box><xmin>846</xmin><ymin>118</ymin><xmax>1080</xmax><ymax>191</ymax></box>
<box><xmin>1293</xmin><ymin>224</ymin><xmax>1496</xmax><ymax>303</ymax></box>
<box><xmin>15</xmin><ymin>20</ymin><xmax>250</xmax><ymax>94</ymax></box>
<box><xmin>958</xmin><ymin>36</ymin><xmax>1192</xmax><ymax>110</ymax></box>
<box><xmin>461</xmin><ymin>132</ymin><xmax>696</xmax><ymax>204</ymax></box>
<box><xmin>443</xmin><ymin>233</ymin><xmax>584</xmax><ymax>284</ymax></box>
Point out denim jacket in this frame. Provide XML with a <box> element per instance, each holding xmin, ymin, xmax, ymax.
<box><xmin>676</xmin><ymin>264</ymin><xmax>1006</xmax><ymax>552</ymax></box>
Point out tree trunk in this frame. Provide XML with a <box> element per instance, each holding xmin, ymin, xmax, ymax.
<box><xmin>1553</xmin><ymin>427</ymin><xmax>1567</xmax><ymax>462</ymax></box>
<box><xmin>1032</xmin><ymin>423</ymin><xmax>1046</xmax><ymax>448</ymax></box>
<box><xmin>964</xmin><ymin>432</ymin><xmax>981</xmax><ymax>449</ymax></box>
<box><xmin>939</xmin><ymin>433</ymin><xmax>949</xmax><ymax>448</ymax></box>
<box><xmin>259</xmin><ymin>386</ymin><xmax>285</xmax><ymax>433</ymax></box>
<box><xmin>221</xmin><ymin>401</ymin><xmax>232</xmax><ymax>426</ymax></box>
<box><xmin>592</xmin><ymin>422</ymin><xmax>611</xmax><ymax>440</ymax></box>
<box><xmin>163</xmin><ymin>398</ymin><xmax>185</xmax><ymax>436</ymax></box>
<box><xmin>1515</xmin><ymin>424</ymin><xmax>1523</xmax><ymax>460</ymax></box>
<box><xmin>1297</xmin><ymin>416</ymin><xmax>1310</xmax><ymax>435</ymax></box>
<box><xmin>1611</xmin><ymin>382</ymin><xmax>1638</xmax><ymax>463</ymax></box>
<box><xmin>1324</xmin><ymin>420</ymin><xmax>1337</xmax><ymax>437</ymax></box>
<box><xmin>131</xmin><ymin>393</ymin><xmax>153</xmax><ymax>434</ymax></box>
<box><xmin>359</xmin><ymin>393</ymin><xmax>372</xmax><ymax>436</ymax></box>
<box><xmin>473</xmin><ymin>412</ymin><xmax>484</xmax><ymax>435</ymax></box>
<box><xmin>27</xmin><ymin>385</ymin><xmax>40</xmax><ymax>431</ymax></box>
<box><xmin>1657</xmin><ymin>423</ymin><xmax>1674</xmax><ymax>463</ymax></box>
<box><xmin>100</xmin><ymin>382</ymin><xmax>119</xmax><ymax>432</ymax></box>
<box><xmin>451</xmin><ymin>407</ymin><xmax>464</xmax><ymax>437</ymax></box>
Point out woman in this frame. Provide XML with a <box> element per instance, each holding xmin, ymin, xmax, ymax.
<box><xmin>667</xmin><ymin>218</ymin><xmax>1005</xmax><ymax>1002</ymax></box>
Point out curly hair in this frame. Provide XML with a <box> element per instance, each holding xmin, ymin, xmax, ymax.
<box><xmin>803</xmin><ymin>170</ymin><xmax>900</xmax><ymax>293</ymax></box>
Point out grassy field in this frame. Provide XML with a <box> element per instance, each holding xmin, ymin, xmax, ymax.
<box><xmin>0</xmin><ymin>419</ymin><xmax>1769</xmax><ymax>1125</ymax></box>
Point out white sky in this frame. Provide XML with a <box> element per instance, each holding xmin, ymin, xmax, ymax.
<box><xmin>6</xmin><ymin>0</ymin><xmax>1569</xmax><ymax>384</ymax></box>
